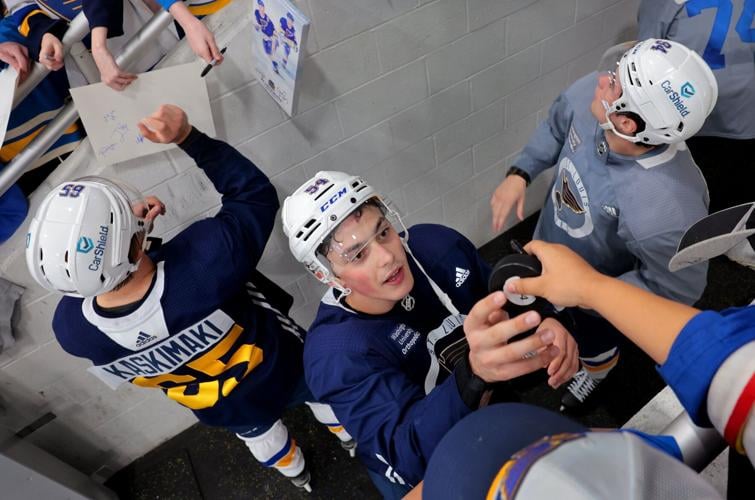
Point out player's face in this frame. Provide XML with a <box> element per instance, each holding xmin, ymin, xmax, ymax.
<box><xmin>327</xmin><ymin>204</ymin><xmax>414</xmax><ymax>314</ymax></box>
<box><xmin>590</xmin><ymin>68</ymin><xmax>623</xmax><ymax>123</ymax></box>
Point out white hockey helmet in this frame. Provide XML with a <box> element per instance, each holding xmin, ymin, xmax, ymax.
<box><xmin>26</xmin><ymin>177</ymin><xmax>151</xmax><ymax>297</ymax></box>
<box><xmin>282</xmin><ymin>171</ymin><xmax>406</xmax><ymax>290</ymax></box>
<box><xmin>601</xmin><ymin>39</ymin><xmax>718</xmax><ymax>145</ymax></box>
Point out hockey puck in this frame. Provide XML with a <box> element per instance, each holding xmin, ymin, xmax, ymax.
<box><xmin>488</xmin><ymin>253</ymin><xmax>549</xmax><ymax>341</ymax></box>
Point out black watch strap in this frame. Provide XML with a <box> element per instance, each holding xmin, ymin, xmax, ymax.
<box><xmin>506</xmin><ymin>166</ymin><xmax>531</xmax><ymax>187</ymax></box>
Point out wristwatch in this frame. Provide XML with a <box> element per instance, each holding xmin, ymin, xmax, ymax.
<box><xmin>506</xmin><ymin>166</ymin><xmax>531</xmax><ymax>187</ymax></box>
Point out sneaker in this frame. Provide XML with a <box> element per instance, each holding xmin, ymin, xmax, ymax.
<box><xmin>560</xmin><ymin>369</ymin><xmax>601</xmax><ymax>411</ymax></box>
<box><xmin>290</xmin><ymin>468</ymin><xmax>312</xmax><ymax>493</ymax></box>
<box><xmin>340</xmin><ymin>438</ymin><xmax>357</xmax><ymax>458</ymax></box>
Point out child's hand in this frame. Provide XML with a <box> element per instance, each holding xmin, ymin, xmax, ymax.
<box><xmin>0</xmin><ymin>41</ymin><xmax>30</xmax><ymax>81</ymax></box>
<box><xmin>39</xmin><ymin>33</ymin><xmax>64</xmax><ymax>71</ymax></box>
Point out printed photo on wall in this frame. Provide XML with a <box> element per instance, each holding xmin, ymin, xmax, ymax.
<box><xmin>252</xmin><ymin>0</ymin><xmax>309</xmax><ymax>116</ymax></box>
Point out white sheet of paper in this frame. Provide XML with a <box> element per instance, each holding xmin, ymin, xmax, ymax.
<box><xmin>70</xmin><ymin>62</ymin><xmax>215</xmax><ymax>166</ymax></box>
<box><xmin>0</xmin><ymin>67</ymin><xmax>18</xmax><ymax>149</ymax></box>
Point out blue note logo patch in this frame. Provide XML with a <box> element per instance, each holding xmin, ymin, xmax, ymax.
<box><xmin>554</xmin><ymin>172</ymin><xmax>585</xmax><ymax>215</ymax></box>
<box><xmin>551</xmin><ymin>158</ymin><xmax>594</xmax><ymax>238</ymax></box>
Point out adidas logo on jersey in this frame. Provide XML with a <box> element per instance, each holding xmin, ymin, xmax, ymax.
<box><xmin>601</xmin><ymin>204</ymin><xmax>619</xmax><ymax>218</ymax></box>
<box><xmin>455</xmin><ymin>267</ymin><xmax>470</xmax><ymax>287</ymax></box>
<box><xmin>135</xmin><ymin>331</ymin><xmax>158</xmax><ymax>349</ymax></box>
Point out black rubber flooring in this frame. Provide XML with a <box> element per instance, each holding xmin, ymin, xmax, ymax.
<box><xmin>106</xmin><ymin>213</ymin><xmax>755</xmax><ymax>499</ymax></box>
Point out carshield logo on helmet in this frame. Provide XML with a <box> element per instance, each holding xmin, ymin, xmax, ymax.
<box><xmin>661</xmin><ymin>80</ymin><xmax>691</xmax><ymax>117</ymax></box>
<box><xmin>77</xmin><ymin>236</ymin><xmax>94</xmax><ymax>253</ymax></box>
<box><xmin>681</xmin><ymin>82</ymin><xmax>695</xmax><ymax>98</ymax></box>
<box><xmin>87</xmin><ymin>226</ymin><xmax>110</xmax><ymax>271</ymax></box>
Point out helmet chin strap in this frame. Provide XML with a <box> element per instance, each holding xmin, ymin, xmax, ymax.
<box><xmin>599</xmin><ymin>100</ymin><xmax>645</xmax><ymax>144</ymax></box>
<box><xmin>334</xmin><ymin>282</ymin><xmax>352</xmax><ymax>297</ymax></box>
<box><xmin>129</xmin><ymin>219</ymin><xmax>152</xmax><ymax>275</ymax></box>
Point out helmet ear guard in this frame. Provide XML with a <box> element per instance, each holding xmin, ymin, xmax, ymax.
<box><xmin>601</xmin><ymin>39</ymin><xmax>718</xmax><ymax>145</ymax></box>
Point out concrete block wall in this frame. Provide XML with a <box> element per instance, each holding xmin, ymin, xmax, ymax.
<box><xmin>0</xmin><ymin>0</ymin><xmax>639</xmax><ymax>477</ymax></box>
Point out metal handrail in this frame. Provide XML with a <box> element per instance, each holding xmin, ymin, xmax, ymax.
<box><xmin>0</xmin><ymin>9</ymin><xmax>175</xmax><ymax>197</ymax></box>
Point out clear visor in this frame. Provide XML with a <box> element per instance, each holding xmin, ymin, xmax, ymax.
<box><xmin>597</xmin><ymin>41</ymin><xmax>632</xmax><ymax>74</ymax></box>
<box><xmin>318</xmin><ymin>197</ymin><xmax>407</xmax><ymax>268</ymax></box>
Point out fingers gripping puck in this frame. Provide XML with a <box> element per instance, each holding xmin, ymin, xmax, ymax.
<box><xmin>488</xmin><ymin>253</ymin><xmax>548</xmax><ymax>342</ymax></box>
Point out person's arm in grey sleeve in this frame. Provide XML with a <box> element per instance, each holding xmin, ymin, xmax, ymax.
<box><xmin>513</xmin><ymin>92</ymin><xmax>572</xmax><ymax>180</ymax></box>
<box><xmin>637</xmin><ymin>0</ymin><xmax>684</xmax><ymax>40</ymax></box>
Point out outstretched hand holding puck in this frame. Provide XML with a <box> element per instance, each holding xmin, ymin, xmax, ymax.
<box><xmin>488</xmin><ymin>240</ymin><xmax>555</xmax><ymax>342</ymax></box>
<box><xmin>487</xmin><ymin>240</ymin><xmax>579</xmax><ymax>387</ymax></box>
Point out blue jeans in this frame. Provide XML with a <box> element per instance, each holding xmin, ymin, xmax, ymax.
<box><xmin>228</xmin><ymin>375</ymin><xmax>314</xmax><ymax>438</ymax></box>
<box><xmin>367</xmin><ymin>469</ymin><xmax>413</xmax><ymax>500</ymax></box>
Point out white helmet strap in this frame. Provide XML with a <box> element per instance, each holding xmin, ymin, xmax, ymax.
<box><xmin>600</xmin><ymin>99</ymin><xmax>648</xmax><ymax>144</ymax></box>
<box><xmin>403</xmin><ymin>241</ymin><xmax>460</xmax><ymax>316</ymax></box>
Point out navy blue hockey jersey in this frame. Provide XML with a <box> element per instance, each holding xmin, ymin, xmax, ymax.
<box><xmin>304</xmin><ymin>224</ymin><xmax>492</xmax><ymax>485</ymax></box>
<box><xmin>52</xmin><ymin>130</ymin><xmax>305</xmax><ymax>427</ymax></box>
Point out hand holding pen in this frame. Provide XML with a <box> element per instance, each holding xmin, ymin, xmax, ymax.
<box><xmin>201</xmin><ymin>47</ymin><xmax>228</xmax><ymax>77</ymax></box>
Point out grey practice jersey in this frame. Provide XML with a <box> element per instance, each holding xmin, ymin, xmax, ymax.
<box><xmin>638</xmin><ymin>0</ymin><xmax>755</xmax><ymax>139</ymax></box>
<box><xmin>515</xmin><ymin>73</ymin><xmax>709</xmax><ymax>306</ymax></box>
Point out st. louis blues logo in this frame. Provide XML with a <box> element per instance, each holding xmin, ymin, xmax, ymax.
<box><xmin>680</xmin><ymin>82</ymin><xmax>695</xmax><ymax>98</ymax></box>
<box><xmin>554</xmin><ymin>172</ymin><xmax>585</xmax><ymax>214</ymax></box>
<box><xmin>77</xmin><ymin>236</ymin><xmax>94</xmax><ymax>253</ymax></box>
<box><xmin>551</xmin><ymin>158</ymin><xmax>594</xmax><ymax>239</ymax></box>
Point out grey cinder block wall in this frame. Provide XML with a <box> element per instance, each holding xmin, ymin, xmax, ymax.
<box><xmin>0</xmin><ymin>0</ymin><xmax>639</xmax><ymax>477</ymax></box>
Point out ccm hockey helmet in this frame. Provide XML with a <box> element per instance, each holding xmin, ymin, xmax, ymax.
<box><xmin>281</xmin><ymin>171</ymin><xmax>407</xmax><ymax>292</ymax></box>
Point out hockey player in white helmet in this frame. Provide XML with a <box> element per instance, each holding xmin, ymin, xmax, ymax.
<box><xmin>490</xmin><ymin>39</ymin><xmax>717</xmax><ymax>411</ymax></box>
<box><xmin>282</xmin><ymin>171</ymin><xmax>579</xmax><ymax>498</ymax></box>
<box><xmin>26</xmin><ymin>104</ymin><xmax>353</xmax><ymax>493</ymax></box>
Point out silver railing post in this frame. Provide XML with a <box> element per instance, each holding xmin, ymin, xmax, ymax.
<box><xmin>662</xmin><ymin>411</ymin><xmax>727</xmax><ymax>472</ymax></box>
